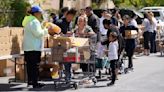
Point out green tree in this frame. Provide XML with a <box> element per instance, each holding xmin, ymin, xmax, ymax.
<box><xmin>0</xmin><ymin>0</ymin><xmax>30</xmax><ymax>27</ymax></box>
<box><xmin>0</xmin><ymin>0</ymin><xmax>12</xmax><ymax>27</ymax></box>
<box><xmin>113</xmin><ymin>0</ymin><xmax>164</xmax><ymax>9</ymax></box>
<box><xmin>10</xmin><ymin>0</ymin><xmax>30</xmax><ymax>27</ymax></box>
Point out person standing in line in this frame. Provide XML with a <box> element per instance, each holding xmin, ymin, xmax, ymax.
<box><xmin>110</xmin><ymin>8</ymin><xmax>123</xmax><ymax>29</ymax></box>
<box><xmin>59</xmin><ymin>7</ymin><xmax>69</xmax><ymax>19</ymax></box>
<box><xmin>102</xmin><ymin>19</ymin><xmax>125</xmax><ymax>80</ymax></box>
<box><xmin>74</xmin><ymin>9</ymin><xmax>87</xmax><ymax>25</ymax></box>
<box><xmin>56</xmin><ymin>8</ymin><xmax>77</xmax><ymax>35</ymax></box>
<box><xmin>120</xmin><ymin>15</ymin><xmax>138</xmax><ymax>70</ymax></box>
<box><xmin>85</xmin><ymin>6</ymin><xmax>100</xmax><ymax>41</ymax></box>
<box><xmin>142</xmin><ymin>12</ymin><xmax>154</xmax><ymax>55</ymax></box>
<box><xmin>50</xmin><ymin>13</ymin><xmax>58</xmax><ymax>24</ymax></box>
<box><xmin>106</xmin><ymin>32</ymin><xmax>119</xmax><ymax>86</ymax></box>
<box><xmin>22</xmin><ymin>6</ymin><xmax>54</xmax><ymax>88</ymax></box>
<box><xmin>56</xmin><ymin>8</ymin><xmax>77</xmax><ymax>81</ymax></box>
<box><xmin>99</xmin><ymin>9</ymin><xmax>108</xmax><ymax>37</ymax></box>
<box><xmin>148</xmin><ymin>12</ymin><xmax>157</xmax><ymax>53</ymax></box>
<box><xmin>130</xmin><ymin>14</ymin><xmax>138</xmax><ymax>28</ymax></box>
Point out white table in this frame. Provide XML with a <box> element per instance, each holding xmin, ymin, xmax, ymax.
<box><xmin>0</xmin><ymin>48</ymin><xmax>51</xmax><ymax>83</ymax></box>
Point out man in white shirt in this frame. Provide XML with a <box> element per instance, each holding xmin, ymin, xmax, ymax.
<box><xmin>99</xmin><ymin>9</ymin><xmax>108</xmax><ymax>36</ymax></box>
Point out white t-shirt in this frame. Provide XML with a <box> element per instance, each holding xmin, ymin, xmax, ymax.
<box><xmin>142</xmin><ymin>18</ymin><xmax>154</xmax><ymax>33</ymax></box>
<box><xmin>99</xmin><ymin>17</ymin><xmax>108</xmax><ymax>35</ymax></box>
<box><xmin>130</xmin><ymin>19</ymin><xmax>138</xmax><ymax>28</ymax></box>
<box><xmin>108</xmin><ymin>41</ymin><xmax>118</xmax><ymax>61</ymax></box>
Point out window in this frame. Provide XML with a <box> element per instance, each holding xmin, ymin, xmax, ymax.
<box><xmin>152</xmin><ymin>12</ymin><xmax>160</xmax><ymax>17</ymax></box>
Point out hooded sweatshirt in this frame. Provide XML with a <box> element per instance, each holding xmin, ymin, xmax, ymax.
<box><xmin>22</xmin><ymin>15</ymin><xmax>48</xmax><ymax>51</ymax></box>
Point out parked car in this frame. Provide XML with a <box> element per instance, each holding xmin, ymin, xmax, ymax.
<box><xmin>139</xmin><ymin>7</ymin><xmax>164</xmax><ymax>23</ymax></box>
<box><xmin>139</xmin><ymin>7</ymin><xmax>164</xmax><ymax>37</ymax></box>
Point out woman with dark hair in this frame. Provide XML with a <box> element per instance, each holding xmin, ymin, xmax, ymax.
<box><xmin>142</xmin><ymin>12</ymin><xmax>154</xmax><ymax>55</ymax></box>
<box><xmin>120</xmin><ymin>15</ymin><xmax>138</xmax><ymax>71</ymax></box>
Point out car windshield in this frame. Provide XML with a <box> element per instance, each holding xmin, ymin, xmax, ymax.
<box><xmin>152</xmin><ymin>11</ymin><xmax>160</xmax><ymax>17</ymax></box>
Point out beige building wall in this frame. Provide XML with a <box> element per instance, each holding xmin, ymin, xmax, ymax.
<box><xmin>28</xmin><ymin>0</ymin><xmax>60</xmax><ymax>10</ymax></box>
<box><xmin>99</xmin><ymin>0</ymin><xmax>115</xmax><ymax>9</ymax></box>
<box><xmin>63</xmin><ymin>0</ymin><xmax>91</xmax><ymax>10</ymax></box>
<box><xmin>41</xmin><ymin>0</ymin><xmax>60</xmax><ymax>10</ymax></box>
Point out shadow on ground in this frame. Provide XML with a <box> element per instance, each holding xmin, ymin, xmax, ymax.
<box><xmin>0</xmin><ymin>83</ymin><xmax>74</xmax><ymax>91</ymax></box>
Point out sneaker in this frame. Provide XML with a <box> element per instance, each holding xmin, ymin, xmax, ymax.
<box><xmin>128</xmin><ymin>67</ymin><xmax>134</xmax><ymax>71</ymax></box>
<box><xmin>33</xmin><ymin>83</ymin><xmax>45</xmax><ymax>88</ymax></box>
<box><xmin>107</xmin><ymin>82</ymin><xmax>114</xmax><ymax>86</ymax></box>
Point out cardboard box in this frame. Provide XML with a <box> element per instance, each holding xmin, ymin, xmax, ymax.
<box><xmin>125</xmin><ymin>30</ymin><xmax>138</xmax><ymax>39</ymax></box>
<box><xmin>0</xmin><ymin>36</ymin><xmax>10</xmax><ymax>43</ymax></box>
<box><xmin>71</xmin><ymin>37</ymin><xmax>89</xmax><ymax>47</ymax></box>
<box><xmin>52</xmin><ymin>37</ymin><xmax>89</xmax><ymax>48</ymax></box>
<box><xmin>44</xmin><ymin>36</ymin><xmax>54</xmax><ymax>48</ymax></box>
<box><xmin>0</xmin><ymin>27</ymin><xmax>11</xmax><ymax>36</ymax></box>
<box><xmin>51</xmin><ymin>46</ymin><xmax>65</xmax><ymax>61</ymax></box>
<box><xmin>10</xmin><ymin>35</ymin><xmax>23</xmax><ymax>55</ymax></box>
<box><xmin>0</xmin><ymin>49</ymin><xmax>12</xmax><ymax>56</ymax></box>
<box><xmin>53</xmin><ymin>37</ymin><xmax>72</xmax><ymax>49</ymax></box>
<box><xmin>16</xmin><ymin>64</ymin><xmax>26</xmax><ymax>81</ymax></box>
<box><xmin>10</xmin><ymin>36</ymin><xmax>23</xmax><ymax>43</ymax></box>
<box><xmin>0</xmin><ymin>59</ymin><xmax>15</xmax><ymax>77</ymax></box>
<box><xmin>44</xmin><ymin>36</ymin><xmax>49</xmax><ymax>48</ymax></box>
<box><xmin>78</xmin><ymin>46</ymin><xmax>90</xmax><ymax>60</ymax></box>
<box><xmin>0</xmin><ymin>42</ymin><xmax>11</xmax><ymax>50</ymax></box>
<box><xmin>10</xmin><ymin>27</ymin><xmax>23</xmax><ymax>36</ymax></box>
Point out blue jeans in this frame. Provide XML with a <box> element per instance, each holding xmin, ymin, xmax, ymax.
<box><xmin>64</xmin><ymin>63</ymin><xmax>72</xmax><ymax>81</ymax></box>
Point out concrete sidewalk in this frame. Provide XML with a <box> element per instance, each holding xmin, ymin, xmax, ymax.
<box><xmin>0</xmin><ymin>53</ymin><xmax>164</xmax><ymax>92</ymax></box>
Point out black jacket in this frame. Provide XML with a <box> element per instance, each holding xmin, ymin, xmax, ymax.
<box><xmin>55</xmin><ymin>18</ymin><xmax>72</xmax><ymax>34</ymax></box>
<box><xmin>119</xmin><ymin>25</ymin><xmax>138</xmax><ymax>50</ymax></box>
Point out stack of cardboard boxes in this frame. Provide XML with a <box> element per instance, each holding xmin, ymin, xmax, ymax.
<box><xmin>51</xmin><ymin>37</ymin><xmax>90</xmax><ymax>62</ymax></box>
<box><xmin>0</xmin><ymin>27</ymin><xmax>25</xmax><ymax>78</ymax></box>
<box><xmin>0</xmin><ymin>59</ymin><xmax>15</xmax><ymax>77</ymax></box>
<box><xmin>0</xmin><ymin>27</ymin><xmax>11</xmax><ymax>56</ymax></box>
<box><xmin>10</xmin><ymin>27</ymin><xmax>23</xmax><ymax>54</ymax></box>
<box><xmin>0</xmin><ymin>27</ymin><xmax>23</xmax><ymax>56</ymax></box>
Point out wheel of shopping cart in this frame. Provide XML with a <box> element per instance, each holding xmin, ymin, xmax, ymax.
<box><xmin>92</xmin><ymin>78</ymin><xmax>97</xmax><ymax>85</ymax></box>
<box><xmin>72</xmin><ymin>82</ymin><xmax>79</xmax><ymax>89</ymax></box>
<box><xmin>124</xmin><ymin>68</ymin><xmax>129</xmax><ymax>74</ymax></box>
<box><xmin>54</xmin><ymin>82</ymin><xmax>57</xmax><ymax>88</ymax></box>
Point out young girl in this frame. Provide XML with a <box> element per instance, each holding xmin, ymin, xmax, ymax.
<box><xmin>107</xmin><ymin>32</ymin><xmax>119</xmax><ymax>86</ymax></box>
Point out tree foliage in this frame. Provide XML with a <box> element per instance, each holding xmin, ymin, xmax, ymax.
<box><xmin>0</xmin><ymin>0</ymin><xmax>12</xmax><ymax>27</ymax></box>
<box><xmin>113</xmin><ymin>0</ymin><xmax>164</xmax><ymax>9</ymax></box>
<box><xmin>0</xmin><ymin>0</ymin><xmax>30</xmax><ymax>27</ymax></box>
<box><xmin>10</xmin><ymin>0</ymin><xmax>30</xmax><ymax>27</ymax></box>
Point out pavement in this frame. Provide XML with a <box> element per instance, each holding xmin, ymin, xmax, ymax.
<box><xmin>0</xmin><ymin>53</ymin><xmax>164</xmax><ymax>92</ymax></box>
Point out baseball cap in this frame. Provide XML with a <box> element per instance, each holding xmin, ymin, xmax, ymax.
<box><xmin>31</xmin><ymin>5</ymin><xmax>43</xmax><ymax>13</ymax></box>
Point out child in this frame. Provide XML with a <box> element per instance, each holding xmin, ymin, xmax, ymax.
<box><xmin>107</xmin><ymin>32</ymin><xmax>119</xmax><ymax>86</ymax></box>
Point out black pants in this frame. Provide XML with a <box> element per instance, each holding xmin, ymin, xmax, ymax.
<box><xmin>126</xmin><ymin>48</ymin><xmax>134</xmax><ymax>68</ymax></box>
<box><xmin>143</xmin><ymin>31</ymin><xmax>152</xmax><ymax>49</ymax></box>
<box><xmin>110</xmin><ymin>59</ymin><xmax>117</xmax><ymax>84</ymax></box>
<box><xmin>150</xmin><ymin>31</ymin><xmax>157</xmax><ymax>53</ymax></box>
<box><xmin>24</xmin><ymin>51</ymin><xmax>41</xmax><ymax>86</ymax></box>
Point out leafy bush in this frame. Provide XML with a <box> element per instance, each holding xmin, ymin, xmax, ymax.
<box><xmin>0</xmin><ymin>0</ymin><xmax>30</xmax><ymax>27</ymax></box>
